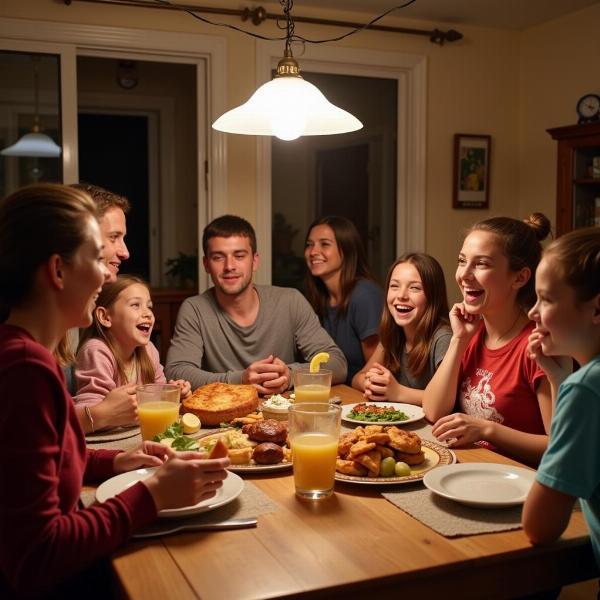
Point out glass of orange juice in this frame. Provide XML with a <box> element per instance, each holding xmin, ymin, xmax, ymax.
<box><xmin>136</xmin><ymin>384</ymin><xmax>180</xmax><ymax>441</ymax></box>
<box><xmin>293</xmin><ymin>369</ymin><xmax>332</xmax><ymax>403</ymax></box>
<box><xmin>288</xmin><ymin>402</ymin><xmax>341</xmax><ymax>500</ymax></box>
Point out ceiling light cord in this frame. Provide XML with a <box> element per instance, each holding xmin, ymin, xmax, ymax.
<box><xmin>151</xmin><ymin>0</ymin><xmax>420</xmax><ymax>46</ymax></box>
<box><xmin>63</xmin><ymin>0</ymin><xmax>462</xmax><ymax>45</ymax></box>
<box><xmin>32</xmin><ymin>57</ymin><xmax>41</xmax><ymax>133</ymax></box>
<box><xmin>280</xmin><ymin>0</ymin><xmax>294</xmax><ymax>55</ymax></box>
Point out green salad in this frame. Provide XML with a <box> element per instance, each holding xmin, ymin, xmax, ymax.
<box><xmin>153</xmin><ymin>422</ymin><xmax>200</xmax><ymax>450</ymax></box>
<box><xmin>347</xmin><ymin>404</ymin><xmax>409</xmax><ymax>422</ymax></box>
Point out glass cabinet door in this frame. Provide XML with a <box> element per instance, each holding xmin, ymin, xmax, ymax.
<box><xmin>548</xmin><ymin>123</ymin><xmax>600</xmax><ymax>236</ymax></box>
<box><xmin>573</xmin><ymin>148</ymin><xmax>600</xmax><ymax>229</ymax></box>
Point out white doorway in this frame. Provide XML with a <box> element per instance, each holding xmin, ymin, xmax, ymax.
<box><xmin>254</xmin><ymin>40</ymin><xmax>427</xmax><ymax>285</ymax></box>
<box><xmin>77</xmin><ymin>55</ymin><xmax>198</xmax><ymax>287</ymax></box>
<box><xmin>271</xmin><ymin>70</ymin><xmax>397</xmax><ymax>289</ymax></box>
<box><xmin>0</xmin><ymin>17</ymin><xmax>228</xmax><ymax>292</ymax></box>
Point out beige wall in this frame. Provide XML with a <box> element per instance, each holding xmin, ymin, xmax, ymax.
<box><xmin>2</xmin><ymin>0</ymin><xmax>599</xmax><ymax>297</ymax></box>
<box><xmin>518</xmin><ymin>3</ymin><xmax>600</xmax><ymax>222</ymax></box>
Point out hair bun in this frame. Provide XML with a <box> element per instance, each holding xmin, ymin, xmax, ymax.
<box><xmin>523</xmin><ymin>212</ymin><xmax>551</xmax><ymax>242</ymax></box>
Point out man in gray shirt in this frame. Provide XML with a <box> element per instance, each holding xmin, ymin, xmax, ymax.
<box><xmin>165</xmin><ymin>215</ymin><xmax>347</xmax><ymax>394</ymax></box>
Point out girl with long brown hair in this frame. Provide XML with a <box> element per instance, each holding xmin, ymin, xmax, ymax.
<box><xmin>305</xmin><ymin>215</ymin><xmax>383</xmax><ymax>384</ymax></box>
<box><xmin>75</xmin><ymin>274</ymin><xmax>191</xmax><ymax>418</ymax></box>
<box><xmin>352</xmin><ymin>253</ymin><xmax>451</xmax><ymax>405</ymax></box>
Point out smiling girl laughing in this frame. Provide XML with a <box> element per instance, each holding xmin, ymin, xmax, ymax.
<box><xmin>423</xmin><ymin>214</ymin><xmax>553</xmax><ymax>465</ymax></box>
<box><xmin>75</xmin><ymin>274</ymin><xmax>191</xmax><ymax>425</ymax></box>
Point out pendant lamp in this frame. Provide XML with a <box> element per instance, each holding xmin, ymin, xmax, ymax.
<box><xmin>1</xmin><ymin>57</ymin><xmax>62</xmax><ymax>158</ymax></box>
<box><xmin>212</xmin><ymin>1</ymin><xmax>363</xmax><ymax>141</ymax></box>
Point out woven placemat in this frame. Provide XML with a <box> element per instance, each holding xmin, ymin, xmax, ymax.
<box><xmin>382</xmin><ymin>486</ymin><xmax>523</xmax><ymax>537</ymax></box>
<box><xmin>81</xmin><ymin>480</ymin><xmax>278</xmax><ymax>538</ymax></box>
<box><xmin>86</xmin><ymin>426</ymin><xmax>141</xmax><ymax>444</ymax></box>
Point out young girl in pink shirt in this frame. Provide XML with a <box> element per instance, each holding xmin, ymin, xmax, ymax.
<box><xmin>75</xmin><ymin>275</ymin><xmax>191</xmax><ymax>423</ymax></box>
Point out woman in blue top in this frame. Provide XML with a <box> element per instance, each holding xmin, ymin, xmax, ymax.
<box><xmin>304</xmin><ymin>216</ymin><xmax>383</xmax><ymax>384</ymax></box>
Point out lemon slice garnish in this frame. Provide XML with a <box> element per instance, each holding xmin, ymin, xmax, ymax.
<box><xmin>309</xmin><ymin>352</ymin><xmax>330</xmax><ymax>373</ymax></box>
<box><xmin>181</xmin><ymin>412</ymin><xmax>201</xmax><ymax>434</ymax></box>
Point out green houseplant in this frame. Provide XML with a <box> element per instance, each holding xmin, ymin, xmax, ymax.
<box><xmin>165</xmin><ymin>252</ymin><xmax>198</xmax><ymax>288</ymax></box>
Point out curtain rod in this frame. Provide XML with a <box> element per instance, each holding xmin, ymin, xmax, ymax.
<box><xmin>63</xmin><ymin>0</ymin><xmax>463</xmax><ymax>45</ymax></box>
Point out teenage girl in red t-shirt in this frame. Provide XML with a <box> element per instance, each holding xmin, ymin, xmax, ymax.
<box><xmin>422</xmin><ymin>213</ymin><xmax>554</xmax><ymax>465</ymax></box>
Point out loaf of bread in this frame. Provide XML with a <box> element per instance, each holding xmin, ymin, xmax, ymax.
<box><xmin>182</xmin><ymin>382</ymin><xmax>259</xmax><ymax>425</ymax></box>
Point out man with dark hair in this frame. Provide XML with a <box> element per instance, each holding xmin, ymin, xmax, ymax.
<box><xmin>166</xmin><ymin>214</ymin><xmax>347</xmax><ymax>393</ymax></box>
<box><xmin>71</xmin><ymin>183</ymin><xmax>130</xmax><ymax>282</ymax></box>
<box><xmin>202</xmin><ymin>214</ymin><xmax>257</xmax><ymax>255</ymax></box>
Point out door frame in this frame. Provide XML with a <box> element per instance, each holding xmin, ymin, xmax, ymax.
<box><xmin>0</xmin><ymin>17</ymin><xmax>228</xmax><ymax>292</ymax></box>
<box><xmin>254</xmin><ymin>40</ymin><xmax>427</xmax><ymax>285</ymax></box>
<box><xmin>308</xmin><ymin>126</ymin><xmax>393</xmax><ymax>283</ymax></box>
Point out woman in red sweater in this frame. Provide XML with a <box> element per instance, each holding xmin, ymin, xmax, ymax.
<box><xmin>0</xmin><ymin>184</ymin><xmax>229</xmax><ymax>598</ymax></box>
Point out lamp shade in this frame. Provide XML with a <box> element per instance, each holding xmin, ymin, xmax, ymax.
<box><xmin>1</xmin><ymin>132</ymin><xmax>62</xmax><ymax>158</ymax></box>
<box><xmin>212</xmin><ymin>76</ymin><xmax>363</xmax><ymax>141</ymax></box>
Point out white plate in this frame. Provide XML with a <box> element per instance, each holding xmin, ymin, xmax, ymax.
<box><xmin>334</xmin><ymin>439</ymin><xmax>456</xmax><ymax>486</ymax></box>
<box><xmin>423</xmin><ymin>462</ymin><xmax>536</xmax><ymax>508</ymax></box>
<box><xmin>341</xmin><ymin>402</ymin><xmax>425</xmax><ymax>426</ymax></box>
<box><xmin>96</xmin><ymin>468</ymin><xmax>244</xmax><ymax>518</ymax></box>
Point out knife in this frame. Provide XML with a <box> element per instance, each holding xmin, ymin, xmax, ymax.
<box><xmin>133</xmin><ymin>517</ymin><xmax>258</xmax><ymax>539</ymax></box>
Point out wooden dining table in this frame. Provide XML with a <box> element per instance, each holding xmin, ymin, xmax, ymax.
<box><xmin>110</xmin><ymin>385</ymin><xmax>598</xmax><ymax>599</ymax></box>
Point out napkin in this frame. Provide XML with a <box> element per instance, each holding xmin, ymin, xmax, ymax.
<box><xmin>133</xmin><ymin>483</ymin><xmax>276</xmax><ymax>538</ymax></box>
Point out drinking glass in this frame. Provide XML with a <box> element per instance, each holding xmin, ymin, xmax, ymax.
<box><xmin>293</xmin><ymin>368</ymin><xmax>332</xmax><ymax>403</ymax></box>
<box><xmin>288</xmin><ymin>402</ymin><xmax>341</xmax><ymax>500</ymax></box>
<box><xmin>136</xmin><ymin>383</ymin><xmax>180</xmax><ymax>441</ymax></box>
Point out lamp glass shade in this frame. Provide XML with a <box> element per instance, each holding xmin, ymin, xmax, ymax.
<box><xmin>1</xmin><ymin>132</ymin><xmax>62</xmax><ymax>158</ymax></box>
<box><xmin>212</xmin><ymin>76</ymin><xmax>363</xmax><ymax>141</ymax></box>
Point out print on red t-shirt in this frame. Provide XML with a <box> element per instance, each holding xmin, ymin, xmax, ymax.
<box><xmin>458</xmin><ymin>322</ymin><xmax>546</xmax><ymax>437</ymax></box>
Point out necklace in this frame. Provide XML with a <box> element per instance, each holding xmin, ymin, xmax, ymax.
<box><xmin>489</xmin><ymin>312</ymin><xmax>524</xmax><ymax>346</ymax></box>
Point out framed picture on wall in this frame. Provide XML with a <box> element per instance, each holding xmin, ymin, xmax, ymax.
<box><xmin>453</xmin><ymin>134</ymin><xmax>491</xmax><ymax>209</ymax></box>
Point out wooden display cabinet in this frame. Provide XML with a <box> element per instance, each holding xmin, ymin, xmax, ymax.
<box><xmin>548</xmin><ymin>122</ymin><xmax>600</xmax><ymax>236</ymax></box>
<box><xmin>150</xmin><ymin>288</ymin><xmax>197</xmax><ymax>362</ymax></box>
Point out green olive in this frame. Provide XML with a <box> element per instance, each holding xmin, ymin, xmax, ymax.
<box><xmin>394</xmin><ymin>461</ymin><xmax>411</xmax><ymax>477</ymax></box>
<box><xmin>380</xmin><ymin>456</ymin><xmax>396</xmax><ymax>477</ymax></box>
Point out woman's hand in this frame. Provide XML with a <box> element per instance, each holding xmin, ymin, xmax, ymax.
<box><xmin>142</xmin><ymin>455</ymin><xmax>230</xmax><ymax>511</ymax></box>
<box><xmin>449</xmin><ymin>302</ymin><xmax>482</xmax><ymax>342</ymax></box>
<box><xmin>113</xmin><ymin>440</ymin><xmax>177</xmax><ymax>473</ymax></box>
<box><xmin>169</xmin><ymin>379</ymin><xmax>192</xmax><ymax>399</ymax></box>
<box><xmin>527</xmin><ymin>328</ymin><xmax>572</xmax><ymax>388</ymax></box>
<box><xmin>363</xmin><ymin>363</ymin><xmax>400</xmax><ymax>401</ymax></box>
<box><xmin>431</xmin><ymin>413</ymin><xmax>490</xmax><ymax>447</ymax></box>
